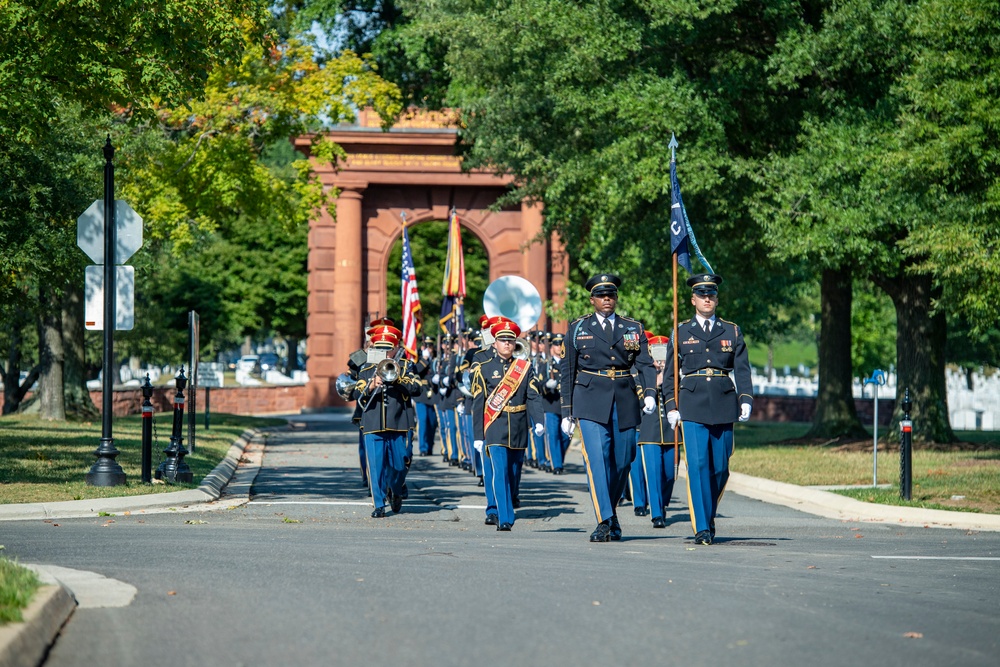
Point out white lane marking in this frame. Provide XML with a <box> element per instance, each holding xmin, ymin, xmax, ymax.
<box><xmin>26</xmin><ymin>564</ymin><xmax>138</xmax><ymax>608</ymax></box>
<box><xmin>247</xmin><ymin>500</ymin><xmax>487</xmax><ymax>510</ymax></box>
<box><xmin>871</xmin><ymin>556</ymin><xmax>1000</xmax><ymax>561</ymax></box>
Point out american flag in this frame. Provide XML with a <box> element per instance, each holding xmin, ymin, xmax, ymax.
<box><xmin>400</xmin><ymin>222</ymin><xmax>422</xmax><ymax>359</ymax></box>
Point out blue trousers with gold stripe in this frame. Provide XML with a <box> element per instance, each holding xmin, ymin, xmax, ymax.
<box><xmin>681</xmin><ymin>422</ymin><xmax>733</xmax><ymax>533</ymax></box>
<box><xmin>364</xmin><ymin>431</ymin><xmax>406</xmax><ymax>510</ymax></box>
<box><xmin>439</xmin><ymin>408</ymin><xmax>457</xmax><ymax>462</ymax></box>
<box><xmin>415</xmin><ymin>402</ymin><xmax>437</xmax><ymax>455</ymax></box>
<box><xmin>628</xmin><ymin>451</ymin><xmax>648</xmax><ymax>511</ymax></box>
<box><xmin>487</xmin><ymin>445</ymin><xmax>524</xmax><ymax>526</ymax></box>
<box><xmin>640</xmin><ymin>444</ymin><xmax>676</xmax><ymax>520</ymax></box>
<box><xmin>545</xmin><ymin>412</ymin><xmax>569</xmax><ymax>470</ymax></box>
<box><xmin>578</xmin><ymin>402</ymin><xmax>636</xmax><ymax>523</ymax></box>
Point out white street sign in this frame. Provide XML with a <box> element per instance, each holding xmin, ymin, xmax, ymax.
<box><xmin>85</xmin><ymin>265</ymin><xmax>135</xmax><ymax>330</ymax></box>
<box><xmin>77</xmin><ymin>200</ymin><xmax>143</xmax><ymax>265</ymax></box>
<box><xmin>198</xmin><ymin>362</ymin><xmax>225</xmax><ymax>388</ymax></box>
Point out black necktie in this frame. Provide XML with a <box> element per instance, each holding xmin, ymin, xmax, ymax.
<box><xmin>603</xmin><ymin>318</ymin><xmax>612</xmax><ymax>338</ymax></box>
<box><xmin>703</xmin><ymin>321</ymin><xmax>710</xmax><ymax>334</ymax></box>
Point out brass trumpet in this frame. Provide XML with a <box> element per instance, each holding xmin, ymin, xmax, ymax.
<box><xmin>512</xmin><ymin>339</ymin><xmax>530</xmax><ymax>361</ymax></box>
<box><xmin>376</xmin><ymin>358</ymin><xmax>400</xmax><ymax>383</ymax></box>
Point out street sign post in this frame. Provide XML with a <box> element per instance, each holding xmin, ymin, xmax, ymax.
<box><xmin>77</xmin><ymin>139</ymin><xmax>143</xmax><ymax>487</ymax></box>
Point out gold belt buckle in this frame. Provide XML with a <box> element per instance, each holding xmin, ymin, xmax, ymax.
<box><xmin>706</xmin><ymin>369</ymin><xmax>715</xmax><ymax>376</ymax></box>
<box><xmin>604</xmin><ymin>369</ymin><xmax>614</xmax><ymax>378</ymax></box>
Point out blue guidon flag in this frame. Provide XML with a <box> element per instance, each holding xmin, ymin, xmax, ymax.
<box><xmin>669</xmin><ymin>158</ymin><xmax>692</xmax><ymax>273</ymax></box>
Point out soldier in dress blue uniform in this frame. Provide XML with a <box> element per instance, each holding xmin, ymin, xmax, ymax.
<box><xmin>351</xmin><ymin>325</ymin><xmax>422</xmax><ymax>518</ymax></box>
<box><xmin>663</xmin><ymin>274</ymin><xmax>753</xmax><ymax>544</ymax></box>
<box><xmin>471</xmin><ymin>319</ymin><xmax>545</xmax><ymax>531</ymax></box>
<box><xmin>541</xmin><ymin>333</ymin><xmax>569</xmax><ymax>474</ymax></box>
<box><xmin>560</xmin><ymin>274</ymin><xmax>657</xmax><ymax>542</ymax></box>
<box><xmin>638</xmin><ymin>334</ymin><xmax>676</xmax><ymax>529</ymax></box>
<box><xmin>413</xmin><ymin>336</ymin><xmax>439</xmax><ymax>456</ymax></box>
<box><xmin>473</xmin><ymin>316</ymin><xmax>502</xmax><ymax>524</ymax></box>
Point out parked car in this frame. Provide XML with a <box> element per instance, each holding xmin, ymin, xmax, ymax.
<box><xmin>259</xmin><ymin>353</ymin><xmax>280</xmax><ymax>373</ymax></box>
<box><xmin>237</xmin><ymin>355</ymin><xmax>260</xmax><ymax>375</ymax></box>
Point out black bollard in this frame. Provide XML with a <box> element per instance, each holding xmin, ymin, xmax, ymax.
<box><xmin>156</xmin><ymin>368</ymin><xmax>194</xmax><ymax>484</ymax></box>
<box><xmin>141</xmin><ymin>374</ymin><xmax>154</xmax><ymax>484</ymax></box>
<box><xmin>899</xmin><ymin>388</ymin><xmax>913</xmax><ymax>500</ymax></box>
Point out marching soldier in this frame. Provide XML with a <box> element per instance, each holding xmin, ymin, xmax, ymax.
<box><xmin>541</xmin><ymin>333</ymin><xmax>569</xmax><ymax>474</ymax></box>
<box><xmin>663</xmin><ymin>274</ymin><xmax>753</xmax><ymax>544</ymax></box>
<box><xmin>637</xmin><ymin>334</ymin><xmax>676</xmax><ymax>528</ymax></box>
<box><xmin>413</xmin><ymin>336</ymin><xmax>439</xmax><ymax>456</ymax></box>
<box><xmin>351</xmin><ymin>325</ymin><xmax>422</xmax><ymax>518</ymax></box>
<box><xmin>560</xmin><ymin>274</ymin><xmax>657</xmax><ymax>542</ymax></box>
<box><xmin>471</xmin><ymin>320</ymin><xmax>545</xmax><ymax>531</ymax></box>
<box><xmin>528</xmin><ymin>331</ymin><xmax>550</xmax><ymax>472</ymax></box>
<box><xmin>434</xmin><ymin>335</ymin><xmax>460</xmax><ymax>466</ymax></box>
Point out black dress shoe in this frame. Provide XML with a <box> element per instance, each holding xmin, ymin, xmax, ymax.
<box><xmin>484</xmin><ymin>514</ymin><xmax>499</xmax><ymax>526</ymax></box>
<box><xmin>652</xmin><ymin>516</ymin><xmax>667</xmax><ymax>529</ymax></box>
<box><xmin>400</xmin><ymin>483</ymin><xmax>409</xmax><ymax>500</ymax></box>
<box><xmin>371</xmin><ymin>507</ymin><xmax>386</xmax><ymax>518</ymax></box>
<box><xmin>590</xmin><ymin>521</ymin><xmax>612</xmax><ymax>542</ymax></box>
<box><xmin>634</xmin><ymin>506</ymin><xmax>648</xmax><ymax>517</ymax></box>
<box><xmin>694</xmin><ymin>530</ymin><xmax>713</xmax><ymax>545</ymax></box>
<box><xmin>709</xmin><ymin>519</ymin><xmax>717</xmax><ymax>539</ymax></box>
<box><xmin>477</xmin><ymin>476</ymin><xmax>485</xmax><ymax>487</ymax></box>
<box><xmin>552</xmin><ymin>468</ymin><xmax>564</xmax><ymax>475</ymax></box>
<box><xmin>449</xmin><ymin>459</ymin><xmax>459</xmax><ymax>466</ymax></box>
<box><xmin>497</xmin><ymin>523</ymin><xmax>512</xmax><ymax>532</ymax></box>
<box><xmin>609</xmin><ymin>515</ymin><xmax>623</xmax><ymax>541</ymax></box>
<box><xmin>512</xmin><ymin>497</ymin><xmax>521</xmax><ymax>509</ymax></box>
<box><xmin>389</xmin><ymin>490</ymin><xmax>402</xmax><ymax>513</ymax></box>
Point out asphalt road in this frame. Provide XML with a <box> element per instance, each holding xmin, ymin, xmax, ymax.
<box><xmin>4</xmin><ymin>414</ymin><xmax>998</xmax><ymax>667</ymax></box>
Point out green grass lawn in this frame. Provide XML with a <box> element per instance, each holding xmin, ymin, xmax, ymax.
<box><xmin>730</xmin><ymin>422</ymin><xmax>1000</xmax><ymax>513</ymax></box>
<box><xmin>0</xmin><ymin>413</ymin><xmax>285</xmax><ymax>505</ymax></box>
<box><xmin>0</xmin><ymin>555</ymin><xmax>39</xmax><ymax>624</ymax></box>
<box><xmin>748</xmin><ymin>341</ymin><xmax>818</xmax><ymax>373</ymax></box>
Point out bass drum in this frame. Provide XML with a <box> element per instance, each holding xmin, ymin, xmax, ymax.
<box><xmin>482</xmin><ymin>275</ymin><xmax>542</xmax><ymax>332</ymax></box>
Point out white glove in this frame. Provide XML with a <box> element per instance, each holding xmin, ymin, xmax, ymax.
<box><xmin>474</xmin><ymin>440</ymin><xmax>484</xmax><ymax>453</ymax></box>
<box><xmin>667</xmin><ymin>410</ymin><xmax>681</xmax><ymax>430</ymax></box>
<box><xmin>642</xmin><ymin>396</ymin><xmax>656</xmax><ymax>415</ymax></box>
<box><xmin>439</xmin><ymin>387</ymin><xmax>447</xmax><ymax>396</ymax></box>
<box><xmin>431</xmin><ymin>373</ymin><xmax>440</xmax><ymax>384</ymax></box>
<box><xmin>545</xmin><ymin>378</ymin><xmax>558</xmax><ymax>389</ymax></box>
<box><xmin>561</xmin><ymin>417</ymin><xmax>576</xmax><ymax>436</ymax></box>
<box><xmin>740</xmin><ymin>403</ymin><xmax>752</xmax><ymax>422</ymax></box>
<box><xmin>456</xmin><ymin>403</ymin><xmax>465</xmax><ymax>416</ymax></box>
<box><xmin>442</xmin><ymin>376</ymin><xmax>450</xmax><ymax>386</ymax></box>
<box><xmin>533</xmin><ymin>423</ymin><xmax>545</xmax><ymax>436</ymax></box>
<box><xmin>422</xmin><ymin>348</ymin><xmax>431</xmax><ymax>360</ymax></box>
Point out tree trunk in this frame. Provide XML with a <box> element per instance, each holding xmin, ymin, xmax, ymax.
<box><xmin>806</xmin><ymin>267</ymin><xmax>868</xmax><ymax>439</ymax></box>
<box><xmin>286</xmin><ymin>336</ymin><xmax>300</xmax><ymax>372</ymax></box>
<box><xmin>37</xmin><ymin>285</ymin><xmax>66</xmax><ymax>420</ymax></box>
<box><xmin>878</xmin><ymin>269</ymin><xmax>955</xmax><ymax>444</ymax></box>
<box><xmin>2</xmin><ymin>306</ymin><xmax>37</xmax><ymax>415</ymax></box>
<box><xmin>62</xmin><ymin>288</ymin><xmax>99</xmax><ymax>419</ymax></box>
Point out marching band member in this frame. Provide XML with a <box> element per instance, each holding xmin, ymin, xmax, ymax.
<box><xmin>663</xmin><ymin>274</ymin><xmax>753</xmax><ymax>544</ymax></box>
<box><xmin>413</xmin><ymin>336</ymin><xmax>439</xmax><ymax>456</ymax></box>
<box><xmin>471</xmin><ymin>319</ymin><xmax>545</xmax><ymax>531</ymax></box>
<box><xmin>560</xmin><ymin>274</ymin><xmax>657</xmax><ymax>542</ymax></box>
<box><xmin>637</xmin><ymin>334</ymin><xmax>676</xmax><ymax>528</ymax></box>
<box><xmin>352</xmin><ymin>325</ymin><xmax>422</xmax><ymax>518</ymax></box>
<box><xmin>528</xmin><ymin>331</ymin><xmax>550</xmax><ymax>472</ymax></box>
<box><xmin>541</xmin><ymin>333</ymin><xmax>569</xmax><ymax>474</ymax></box>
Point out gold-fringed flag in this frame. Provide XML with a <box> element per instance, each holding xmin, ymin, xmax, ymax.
<box><xmin>400</xmin><ymin>217</ymin><xmax>422</xmax><ymax>359</ymax></box>
<box><xmin>439</xmin><ymin>208</ymin><xmax>466</xmax><ymax>334</ymax></box>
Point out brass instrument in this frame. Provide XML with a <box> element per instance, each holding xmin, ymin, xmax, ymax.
<box><xmin>335</xmin><ymin>373</ymin><xmax>358</xmax><ymax>400</ymax></box>
<box><xmin>513</xmin><ymin>339</ymin><xmax>530</xmax><ymax>360</ymax></box>
<box><xmin>483</xmin><ymin>275</ymin><xmax>543</xmax><ymax>332</ymax></box>
<box><xmin>376</xmin><ymin>358</ymin><xmax>400</xmax><ymax>383</ymax></box>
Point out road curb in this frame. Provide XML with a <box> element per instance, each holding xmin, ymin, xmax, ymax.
<box><xmin>0</xmin><ymin>428</ymin><xmax>264</xmax><ymax>522</ymax></box>
<box><xmin>0</xmin><ymin>583</ymin><xmax>76</xmax><ymax>667</ymax></box>
<box><xmin>726</xmin><ymin>471</ymin><xmax>1000</xmax><ymax>532</ymax></box>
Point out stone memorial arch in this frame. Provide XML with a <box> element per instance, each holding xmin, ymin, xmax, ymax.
<box><xmin>296</xmin><ymin>109</ymin><xmax>570</xmax><ymax>409</ymax></box>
